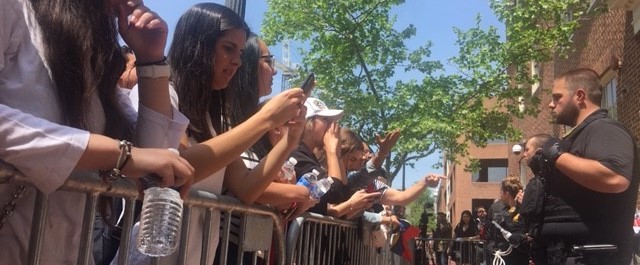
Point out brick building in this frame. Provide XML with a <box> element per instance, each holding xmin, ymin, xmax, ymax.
<box><xmin>437</xmin><ymin>0</ymin><xmax>640</xmax><ymax>226</ymax></box>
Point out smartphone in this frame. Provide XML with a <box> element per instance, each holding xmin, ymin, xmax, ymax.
<box><xmin>299</xmin><ymin>73</ymin><xmax>315</xmax><ymax>96</ymax></box>
<box><xmin>365</xmin><ymin>182</ymin><xmax>387</xmax><ymax>194</ymax></box>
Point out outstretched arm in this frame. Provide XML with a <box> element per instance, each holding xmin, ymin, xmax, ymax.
<box><xmin>380</xmin><ymin>174</ymin><xmax>445</xmax><ymax>205</ymax></box>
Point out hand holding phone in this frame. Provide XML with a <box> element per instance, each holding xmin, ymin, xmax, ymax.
<box><xmin>300</xmin><ymin>73</ymin><xmax>315</xmax><ymax>96</ymax></box>
<box><xmin>365</xmin><ymin>181</ymin><xmax>388</xmax><ymax>193</ymax></box>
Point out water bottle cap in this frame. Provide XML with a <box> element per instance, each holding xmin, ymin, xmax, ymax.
<box><xmin>311</xmin><ymin>169</ymin><xmax>320</xmax><ymax>175</ymax></box>
<box><xmin>326</xmin><ymin>177</ymin><xmax>334</xmax><ymax>184</ymax></box>
<box><xmin>288</xmin><ymin>157</ymin><xmax>298</xmax><ymax>165</ymax></box>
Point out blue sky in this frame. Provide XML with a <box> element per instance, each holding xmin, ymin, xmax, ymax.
<box><xmin>146</xmin><ymin>0</ymin><xmax>504</xmax><ymax>190</ymax></box>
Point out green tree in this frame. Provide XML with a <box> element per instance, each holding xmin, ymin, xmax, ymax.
<box><xmin>262</xmin><ymin>0</ymin><xmax>589</xmax><ymax>182</ymax></box>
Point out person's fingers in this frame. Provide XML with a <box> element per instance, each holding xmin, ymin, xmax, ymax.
<box><xmin>134</xmin><ymin>10</ymin><xmax>156</xmax><ymax>28</ymax></box>
<box><xmin>363</xmin><ymin>192</ymin><xmax>382</xmax><ymax>200</ymax></box>
<box><xmin>130</xmin><ymin>5</ymin><xmax>147</xmax><ymax>21</ymax></box>
<box><xmin>146</xmin><ymin>17</ymin><xmax>164</xmax><ymax>30</ymax></box>
<box><xmin>177</xmin><ymin>155</ymin><xmax>195</xmax><ymax>175</ymax></box>
<box><xmin>173</xmin><ymin>156</ymin><xmax>194</xmax><ymax>186</ymax></box>
<box><xmin>179</xmin><ymin>178</ymin><xmax>193</xmax><ymax>199</ymax></box>
<box><xmin>288</xmin><ymin>87</ymin><xmax>304</xmax><ymax>95</ymax></box>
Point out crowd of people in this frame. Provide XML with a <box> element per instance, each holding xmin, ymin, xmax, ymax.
<box><xmin>1</xmin><ymin>1</ymin><xmax>637</xmax><ymax>265</ymax></box>
<box><xmin>0</xmin><ymin>1</ymin><xmax>445</xmax><ymax>264</ymax></box>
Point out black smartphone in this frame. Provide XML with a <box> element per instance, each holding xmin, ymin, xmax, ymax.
<box><xmin>300</xmin><ymin>73</ymin><xmax>315</xmax><ymax>96</ymax></box>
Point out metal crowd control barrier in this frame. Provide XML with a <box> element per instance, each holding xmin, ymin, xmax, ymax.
<box><xmin>286</xmin><ymin>212</ymin><xmax>412</xmax><ymax>265</ymax></box>
<box><xmin>413</xmin><ymin>237</ymin><xmax>489</xmax><ymax>265</ymax></box>
<box><xmin>0</xmin><ymin>160</ymin><xmax>285</xmax><ymax>265</ymax></box>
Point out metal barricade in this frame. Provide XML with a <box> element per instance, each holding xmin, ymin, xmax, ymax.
<box><xmin>286</xmin><ymin>212</ymin><xmax>412</xmax><ymax>265</ymax></box>
<box><xmin>413</xmin><ymin>237</ymin><xmax>489</xmax><ymax>265</ymax></box>
<box><xmin>0</xmin><ymin>160</ymin><xmax>285</xmax><ymax>265</ymax></box>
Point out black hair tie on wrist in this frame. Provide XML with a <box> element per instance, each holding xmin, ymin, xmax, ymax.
<box><xmin>135</xmin><ymin>56</ymin><xmax>167</xmax><ymax>67</ymax></box>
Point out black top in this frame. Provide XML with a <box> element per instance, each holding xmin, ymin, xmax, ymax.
<box><xmin>291</xmin><ymin>143</ymin><xmax>344</xmax><ymax>215</ymax></box>
<box><xmin>453</xmin><ymin>221</ymin><xmax>479</xmax><ymax>238</ymax></box>
<box><xmin>433</xmin><ymin>221</ymin><xmax>453</xmax><ymax>239</ymax></box>
<box><xmin>548</xmin><ymin>109</ymin><xmax>637</xmax><ymax>262</ymax></box>
<box><xmin>493</xmin><ymin>206</ymin><xmax>530</xmax><ymax>262</ymax></box>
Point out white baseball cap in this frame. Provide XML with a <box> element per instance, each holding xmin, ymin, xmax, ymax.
<box><xmin>304</xmin><ymin>97</ymin><xmax>343</xmax><ymax>120</ymax></box>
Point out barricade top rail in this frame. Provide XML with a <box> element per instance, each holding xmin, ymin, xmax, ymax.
<box><xmin>418</xmin><ymin>236</ymin><xmax>488</xmax><ymax>243</ymax></box>
<box><xmin>0</xmin><ymin>160</ymin><xmax>286</xmax><ymax>265</ymax></box>
<box><xmin>1</xmin><ymin>159</ymin><xmax>281</xmax><ymax>215</ymax></box>
<box><xmin>299</xmin><ymin>212</ymin><xmax>359</xmax><ymax>227</ymax></box>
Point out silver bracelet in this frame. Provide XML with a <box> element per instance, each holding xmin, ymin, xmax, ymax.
<box><xmin>100</xmin><ymin>140</ymin><xmax>133</xmax><ymax>190</ymax></box>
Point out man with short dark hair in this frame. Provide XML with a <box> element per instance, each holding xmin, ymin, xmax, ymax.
<box><xmin>537</xmin><ymin>68</ymin><xmax>638</xmax><ymax>265</ymax></box>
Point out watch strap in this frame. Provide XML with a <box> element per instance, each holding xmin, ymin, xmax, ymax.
<box><xmin>136</xmin><ymin>64</ymin><xmax>170</xmax><ymax>78</ymax></box>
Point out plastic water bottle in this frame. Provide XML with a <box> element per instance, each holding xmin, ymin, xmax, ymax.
<box><xmin>280</xmin><ymin>157</ymin><xmax>297</xmax><ymax>182</ymax></box>
<box><xmin>136</xmin><ymin>176</ymin><xmax>184</xmax><ymax>257</ymax></box>
<box><xmin>310</xmin><ymin>177</ymin><xmax>334</xmax><ymax>200</ymax></box>
<box><xmin>296</xmin><ymin>169</ymin><xmax>320</xmax><ymax>192</ymax></box>
<box><xmin>296</xmin><ymin>170</ymin><xmax>334</xmax><ymax>200</ymax></box>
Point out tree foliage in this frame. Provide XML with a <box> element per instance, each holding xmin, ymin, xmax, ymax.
<box><xmin>262</xmin><ymin>0</ymin><xmax>589</xmax><ymax>182</ymax></box>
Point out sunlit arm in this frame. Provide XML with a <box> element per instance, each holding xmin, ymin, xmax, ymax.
<box><xmin>256</xmin><ymin>183</ymin><xmax>309</xmax><ymax>205</ymax></box>
<box><xmin>180</xmin><ymin>111</ymin><xmax>273</xmax><ymax>182</ymax></box>
<box><xmin>380</xmin><ymin>180</ymin><xmax>428</xmax><ymax>206</ymax></box>
<box><xmin>223</xmin><ymin>131</ymin><xmax>300</xmax><ymax>204</ymax></box>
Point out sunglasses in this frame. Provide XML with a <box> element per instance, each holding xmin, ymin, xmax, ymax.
<box><xmin>260</xmin><ymin>55</ymin><xmax>275</xmax><ymax>69</ymax></box>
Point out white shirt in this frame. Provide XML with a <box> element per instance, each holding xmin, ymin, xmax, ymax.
<box><xmin>0</xmin><ymin>0</ymin><xmax>189</xmax><ymax>264</ymax></box>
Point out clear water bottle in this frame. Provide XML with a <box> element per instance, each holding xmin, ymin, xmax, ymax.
<box><xmin>136</xmin><ymin>178</ymin><xmax>184</xmax><ymax>257</ymax></box>
<box><xmin>296</xmin><ymin>169</ymin><xmax>320</xmax><ymax>192</ymax></box>
<box><xmin>296</xmin><ymin>169</ymin><xmax>334</xmax><ymax>200</ymax></box>
<box><xmin>280</xmin><ymin>157</ymin><xmax>297</xmax><ymax>182</ymax></box>
<box><xmin>310</xmin><ymin>177</ymin><xmax>334</xmax><ymax>200</ymax></box>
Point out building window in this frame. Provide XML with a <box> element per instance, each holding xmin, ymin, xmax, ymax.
<box><xmin>520</xmin><ymin>159</ymin><xmax>528</xmax><ymax>184</ymax></box>
<box><xmin>602</xmin><ymin>78</ymin><xmax>617</xmax><ymax>120</ymax></box>
<box><xmin>472</xmin><ymin>159</ymin><xmax>508</xmax><ymax>183</ymax></box>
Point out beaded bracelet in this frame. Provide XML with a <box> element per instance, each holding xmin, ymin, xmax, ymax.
<box><xmin>100</xmin><ymin>140</ymin><xmax>133</xmax><ymax>190</ymax></box>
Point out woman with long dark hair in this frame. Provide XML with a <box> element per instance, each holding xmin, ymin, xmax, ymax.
<box><xmin>125</xmin><ymin>3</ymin><xmax>305</xmax><ymax>264</ymax></box>
<box><xmin>452</xmin><ymin>210</ymin><xmax>480</xmax><ymax>265</ymax></box>
<box><xmin>0</xmin><ymin>0</ymin><xmax>194</xmax><ymax>264</ymax></box>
